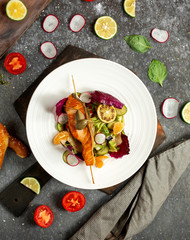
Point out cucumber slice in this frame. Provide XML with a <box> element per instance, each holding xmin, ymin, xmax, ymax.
<box><xmin>63</xmin><ymin>150</ymin><xmax>70</xmax><ymax>163</ymax></box>
<box><xmin>57</xmin><ymin>123</ymin><xmax>64</xmax><ymax>132</ymax></box>
<box><xmin>107</xmin><ymin>121</ymin><xmax>116</xmax><ymax>129</ymax></box>
<box><xmin>115</xmin><ymin>105</ymin><xmax>127</xmax><ymax>116</ymax></box>
<box><xmin>96</xmin><ymin>146</ymin><xmax>109</xmax><ymax>156</ymax></box>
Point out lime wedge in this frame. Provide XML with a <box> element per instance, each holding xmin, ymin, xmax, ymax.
<box><xmin>181</xmin><ymin>102</ymin><xmax>190</xmax><ymax>124</ymax></box>
<box><xmin>124</xmin><ymin>0</ymin><xmax>136</xmax><ymax>17</ymax></box>
<box><xmin>20</xmin><ymin>177</ymin><xmax>41</xmax><ymax>194</ymax></box>
<box><xmin>94</xmin><ymin>16</ymin><xmax>117</xmax><ymax>40</ymax></box>
<box><xmin>6</xmin><ymin>0</ymin><xmax>27</xmax><ymax>21</ymax></box>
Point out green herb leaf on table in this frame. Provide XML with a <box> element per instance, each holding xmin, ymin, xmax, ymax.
<box><xmin>0</xmin><ymin>74</ymin><xmax>10</xmax><ymax>86</ymax></box>
<box><xmin>124</xmin><ymin>35</ymin><xmax>153</xmax><ymax>53</ymax></box>
<box><xmin>148</xmin><ymin>59</ymin><xmax>167</xmax><ymax>87</ymax></box>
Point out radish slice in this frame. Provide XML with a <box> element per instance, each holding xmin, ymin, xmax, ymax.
<box><xmin>43</xmin><ymin>14</ymin><xmax>59</xmax><ymax>33</ymax></box>
<box><xmin>40</xmin><ymin>41</ymin><xmax>57</xmax><ymax>59</ymax></box>
<box><xmin>162</xmin><ymin>97</ymin><xmax>179</xmax><ymax>119</ymax></box>
<box><xmin>69</xmin><ymin>14</ymin><xmax>86</xmax><ymax>32</ymax></box>
<box><xmin>80</xmin><ymin>92</ymin><xmax>91</xmax><ymax>103</ymax></box>
<box><xmin>95</xmin><ymin>133</ymin><xmax>106</xmax><ymax>145</ymax></box>
<box><xmin>151</xmin><ymin>28</ymin><xmax>169</xmax><ymax>43</ymax></box>
<box><xmin>66</xmin><ymin>154</ymin><xmax>79</xmax><ymax>166</ymax></box>
<box><xmin>57</xmin><ymin>113</ymin><xmax>68</xmax><ymax>124</ymax></box>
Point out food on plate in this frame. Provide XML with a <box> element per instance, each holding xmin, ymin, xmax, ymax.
<box><xmin>161</xmin><ymin>98</ymin><xmax>179</xmax><ymax>119</ymax></box>
<box><xmin>124</xmin><ymin>35</ymin><xmax>153</xmax><ymax>53</ymax></box>
<box><xmin>0</xmin><ymin>124</ymin><xmax>9</xmax><ymax>169</ymax></box>
<box><xmin>43</xmin><ymin>14</ymin><xmax>59</xmax><ymax>33</ymax></box>
<box><xmin>6</xmin><ymin>0</ymin><xmax>27</xmax><ymax>21</ymax></box>
<box><xmin>123</xmin><ymin>0</ymin><xmax>136</xmax><ymax>18</ymax></box>
<box><xmin>0</xmin><ymin>123</ymin><xmax>29</xmax><ymax>170</ymax></box>
<box><xmin>148</xmin><ymin>59</ymin><xmax>167</xmax><ymax>87</ymax></box>
<box><xmin>94</xmin><ymin>16</ymin><xmax>117</xmax><ymax>40</ymax></box>
<box><xmin>20</xmin><ymin>177</ymin><xmax>41</xmax><ymax>194</ymax></box>
<box><xmin>8</xmin><ymin>135</ymin><xmax>29</xmax><ymax>158</ymax></box>
<box><xmin>34</xmin><ymin>205</ymin><xmax>54</xmax><ymax>228</ymax></box>
<box><xmin>181</xmin><ymin>102</ymin><xmax>190</xmax><ymax>124</ymax></box>
<box><xmin>151</xmin><ymin>28</ymin><xmax>169</xmax><ymax>43</ymax></box>
<box><xmin>69</xmin><ymin>14</ymin><xmax>86</xmax><ymax>32</ymax></box>
<box><xmin>62</xmin><ymin>191</ymin><xmax>85</xmax><ymax>212</ymax></box>
<box><xmin>4</xmin><ymin>52</ymin><xmax>26</xmax><ymax>75</ymax></box>
<box><xmin>53</xmin><ymin>91</ymin><xmax>130</xmax><ymax>169</ymax></box>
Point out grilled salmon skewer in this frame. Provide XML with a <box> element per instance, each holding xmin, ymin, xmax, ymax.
<box><xmin>65</xmin><ymin>94</ymin><xmax>95</xmax><ymax>167</ymax></box>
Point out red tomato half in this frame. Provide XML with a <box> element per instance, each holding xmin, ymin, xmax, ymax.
<box><xmin>62</xmin><ymin>191</ymin><xmax>85</xmax><ymax>212</ymax></box>
<box><xmin>34</xmin><ymin>205</ymin><xmax>54</xmax><ymax>228</ymax></box>
<box><xmin>4</xmin><ymin>52</ymin><xmax>26</xmax><ymax>75</ymax></box>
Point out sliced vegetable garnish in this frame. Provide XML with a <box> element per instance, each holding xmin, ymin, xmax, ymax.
<box><xmin>66</xmin><ymin>154</ymin><xmax>79</xmax><ymax>166</ymax></box>
<box><xmin>56</xmin><ymin>98</ymin><xmax>67</xmax><ymax>115</ymax></box>
<box><xmin>57</xmin><ymin>113</ymin><xmax>68</xmax><ymax>125</ymax></box>
<box><xmin>162</xmin><ymin>97</ymin><xmax>179</xmax><ymax>119</ymax></box>
<box><xmin>34</xmin><ymin>205</ymin><xmax>54</xmax><ymax>228</ymax></box>
<box><xmin>4</xmin><ymin>52</ymin><xmax>26</xmax><ymax>75</ymax></box>
<box><xmin>110</xmin><ymin>133</ymin><xmax>130</xmax><ymax>158</ymax></box>
<box><xmin>116</xmin><ymin>105</ymin><xmax>127</xmax><ymax>116</ymax></box>
<box><xmin>181</xmin><ymin>102</ymin><xmax>190</xmax><ymax>124</ymax></box>
<box><xmin>79</xmin><ymin>92</ymin><xmax>91</xmax><ymax>103</ymax></box>
<box><xmin>151</xmin><ymin>28</ymin><xmax>169</xmax><ymax>43</ymax></box>
<box><xmin>95</xmin><ymin>133</ymin><xmax>106</xmax><ymax>145</ymax></box>
<box><xmin>43</xmin><ymin>14</ymin><xmax>59</xmax><ymax>33</ymax></box>
<box><xmin>20</xmin><ymin>177</ymin><xmax>40</xmax><ymax>194</ymax></box>
<box><xmin>57</xmin><ymin>123</ymin><xmax>64</xmax><ymax>132</ymax></box>
<box><xmin>69</xmin><ymin>14</ymin><xmax>86</xmax><ymax>32</ymax></box>
<box><xmin>62</xmin><ymin>191</ymin><xmax>85</xmax><ymax>212</ymax></box>
<box><xmin>63</xmin><ymin>150</ymin><xmax>70</xmax><ymax>163</ymax></box>
<box><xmin>97</xmin><ymin>104</ymin><xmax>117</xmax><ymax>123</ymax></box>
<box><xmin>91</xmin><ymin>91</ymin><xmax>124</xmax><ymax>109</ymax></box>
<box><xmin>40</xmin><ymin>41</ymin><xmax>57</xmax><ymax>59</ymax></box>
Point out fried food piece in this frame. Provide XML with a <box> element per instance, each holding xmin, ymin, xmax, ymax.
<box><xmin>8</xmin><ymin>135</ymin><xmax>29</xmax><ymax>158</ymax></box>
<box><xmin>0</xmin><ymin>123</ymin><xmax>9</xmax><ymax>169</ymax></box>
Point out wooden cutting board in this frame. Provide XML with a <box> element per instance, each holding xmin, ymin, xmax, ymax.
<box><xmin>0</xmin><ymin>0</ymin><xmax>51</xmax><ymax>59</ymax></box>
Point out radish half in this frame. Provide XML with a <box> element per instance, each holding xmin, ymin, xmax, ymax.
<box><xmin>95</xmin><ymin>133</ymin><xmax>106</xmax><ymax>145</ymax></box>
<box><xmin>57</xmin><ymin>113</ymin><xmax>68</xmax><ymax>125</ymax></box>
<box><xmin>40</xmin><ymin>41</ymin><xmax>57</xmax><ymax>59</ymax></box>
<box><xmin>151</xmin><ymin>28</ymin><xmax>169</xmax><ymax>43</ymax></box>
<box><xmin>69</xmin><ymin>14</ymin><xmax>86</xmax><ymax>32</ymax></box>
<box><xmin>66</xmin><ymin>154</ymin><xmax>79</xmax><ymax>166</ymax></box>
<box><xmin>162</xmin><ymin>97</ymin><xmax>179</xmax><ymax>119</ymax></box>
<box><xmin>43</xmin><ymin>14</ymin><xmax>59</xmax><ymax>33</ymax></box>
<box><xmin>80</xmin><ymin>92</ymin><xmax>91</xmax><ymax>103</ymax></box>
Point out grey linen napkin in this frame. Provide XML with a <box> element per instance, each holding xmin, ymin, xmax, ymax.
<box><xmin>70</xmin><ymin>139</ymin><xmax>190</xmax><ymax>240</ymax></box>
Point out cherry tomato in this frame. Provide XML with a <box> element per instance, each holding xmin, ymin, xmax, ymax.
<box><xmin>34</xmin><ymin>205</ymin><xmax>54</xmax><ymax>228</ymax></box>
<box><xmin>4</xmin><ymin>52</ymin><xmax>26</xmax><ymax>75</ymax></box>
<box><xmin>62</xmin><ymin>191</ymin><xmax>85</xmax><ymax>212</ymax></box>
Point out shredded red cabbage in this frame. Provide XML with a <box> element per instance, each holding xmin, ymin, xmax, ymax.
<box><xmin>56</xmin><ymin>98</ymin><xmax>67</xmax><ymax>115</ymax></box>
<box><xmin>110</xmin><ymin>133</ymin><xmax>130</xmax><ymax>158</ymax></box>
<box><xmin>91</xmin><ymin>91</ymin><xmax>124</xmax><ymax>109</ymax></box>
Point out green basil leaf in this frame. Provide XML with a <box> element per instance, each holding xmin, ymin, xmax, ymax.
<box><xmin>148</xmin><ymin>59</ymin><xmax>167</xmax><ymax>87</ymax></box>
<box><xmin>124</xmin><ymin>35</ymin><xmax>153</xmax><ymax>53</ymax></box>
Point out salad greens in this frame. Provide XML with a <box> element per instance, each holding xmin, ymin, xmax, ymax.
<box><xmin>148</xmin><ymin>59</ymin><xmax>167</xmax><ymax>87</ymax></box>
<box><xmin>124</xmin><ymin>35</ymin><xmax>153</xmax><ymax>53</ymax></box>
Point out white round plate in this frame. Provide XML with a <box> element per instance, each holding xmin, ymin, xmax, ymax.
<box><xmin>26</xmin><ymin>58</ymin><xmax>157</xmax><ymax>189</ymax></box>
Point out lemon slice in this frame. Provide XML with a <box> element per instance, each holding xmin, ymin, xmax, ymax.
<box><xmin>124</xmin><ymin>0</ymin><xmax>136</xmax><ymax>18</ymax></box>
<box><xmin>181</xmin><ymin>102</ymin><xmax>190</xmax><ymax>124</ymax></box>
<box><xmin>20</xmin><ymin>177</ymin><xmax>41</xmax><ymax>194</ymax></box>
<box><xmin>97</xmin><ymin>104</ymin><xmax>117</xmax><ymax>123</ymax></box>
<box><xmin>94</xmin><ymin>16</ymin><xmax>117</xmax><ymax>40</ymax></box>
<box><xmin>6</xmin><ymin>0</ymin><xmax>27</xmax><ymax>21</ymax></box>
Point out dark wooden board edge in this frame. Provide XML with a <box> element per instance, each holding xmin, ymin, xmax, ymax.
<box><xmin>0</xmin><ymin>0</ymin><xmax>52</xmax><ymax>59</ymax></box>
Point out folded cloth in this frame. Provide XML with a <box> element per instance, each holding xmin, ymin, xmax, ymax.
<box><xmin>70</xmin><ymin>139</ymin><xmax>190</xmax><ymax>240</ymax></box>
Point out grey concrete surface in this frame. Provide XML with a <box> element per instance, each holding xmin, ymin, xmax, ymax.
<box><xmin>0</xmin><ymin>0</ymin><xmax>189</xmax><ymax>239</ymax></box>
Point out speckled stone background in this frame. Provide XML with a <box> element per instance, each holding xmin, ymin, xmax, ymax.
<box><xmin>0</xmin><ymin>0</ymin><xmax>189</xmax><ymax>239</ymax></box>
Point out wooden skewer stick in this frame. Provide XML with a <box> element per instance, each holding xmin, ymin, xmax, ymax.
<box><xmin>71</xmin><ymin>75</ymin><xmax>95</xmax><ymax>184</ymax></box>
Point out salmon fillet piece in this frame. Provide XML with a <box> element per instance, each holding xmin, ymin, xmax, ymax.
<box><xmin>65</xmin><ymin>95</ymin><xmax>95</xmax><ymax>166</ymax></box>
